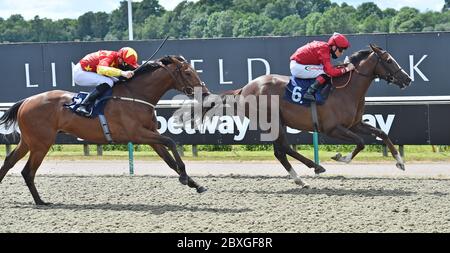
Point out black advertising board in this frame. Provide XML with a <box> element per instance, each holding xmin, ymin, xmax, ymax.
<box><xmin>0</xmin><ymin>32</ymin><xmax>448</xmax><ymax>102</ymax></box>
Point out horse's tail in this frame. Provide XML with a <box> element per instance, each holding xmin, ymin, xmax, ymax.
<box><xmin>0</xmin><ymin>99</ymin><xmax>25</xmax><ymax>130</ymax></box>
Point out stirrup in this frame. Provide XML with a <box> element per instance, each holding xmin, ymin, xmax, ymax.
<box><xmin>303</xmin><ymin>93</ymin><xmax>316</xmax><ymax>101</ymax></box>
<box><xmin>75</xmin><ymin>105</ymin><xmax>92</xmax><ymax>116</ymax></box>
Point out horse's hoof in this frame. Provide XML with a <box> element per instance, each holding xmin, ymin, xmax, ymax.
<box><xmin>331</xmin><ymin>153</ymin><xmax>342</xmax><ymax>161</ymax></box>
<box><xmin>314</xmin><ymin>165</ymin><xmax>326</xmax><ymax>175</ymax></box>
<box><xmin>36</xmin><ymin>201</ymin><xmax>52</xmax><ymax>206</ymax></box>
<box><xmin>294</xmin><ymin>179</ymin><xmax>304</xmax><ymax>185</ymax></box>
<box><xmin>179</xmin><ymin>174</ymin><xmax>188</xmax><ymax>185</ymax></box>
<box><xmin>196</xmin><ymin>186</ymin><xmax>207</xmax><ymax>193</ymax></box>
<box><xmin>396</xmin><ymin>163</ymin><xmax>405</xmax><ymax>171</ymax></box>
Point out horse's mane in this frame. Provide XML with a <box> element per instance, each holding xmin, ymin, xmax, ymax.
<box><xmin>133</xmin><ymin>55</ymin><xmax>187</xmax><ymax>77</ymax></box>
<box><xmin>348</xmin><ymin>49</ymin><xmax>372</xmax><ymax>65</ymax></box>
<box><xmin>347</xmin><ymin>45</ymin><xmax>384</xmax><ymax>65</ymax></box>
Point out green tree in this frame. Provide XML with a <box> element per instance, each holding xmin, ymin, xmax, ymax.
<box><xmin>135</xmin><ymin>15</ymin><xmax>164</xmax><ymax>39</ymax></box>
<box><xmin>191</xmin><ymin>0</ymin><xmax>234</xmax><ymax>14</ymax></box>
<box><xmin>0</xmin><ymin>14</ymin><xmax>31</xmax><ymax>42</ymax></box>
<box><xmin>203</xmin><ymin>10</ymin><xmax>237</xmax><ymax>37</ymax></box>
<box><xmin>188</xmin><ymin>13</ymin><xmax>209</xmax><ymax>38</ymax></box>
<box><xmin>54</xmin><ymin>18</ymin><xmax>78</xmax><ymax>41</ymax></box>
<box><xmin>77</xmin><ymin>12</ymin><xmax>95</xmax><ymax>39</ymax></box>
<box><xmin>264</xmin><ymin>0</ymin><xmax>297</xmax><ymax>20</ymax></box>
<box><xmin>169</xmin><ymin>2</ymin><xmax>199</xmax><ymax>38</ymax></box>
<box><xmin>382</xmin><ymin>8</ymin><xmax>398</xmax><ymax>19</ymax></box>
<box><xmin>30</xmin><ymin>16</ymin><xmax>68</xmax><ymax>42</ymax></box>
<box><xmin>231</xmin><ymin>0</ymin><xmax>273</xmax><ymax>14</ymax></box>
<box><xmin>77</xmin><ymin>11</ymin><xmax>109</xmax><ymax>41</ymax></box>
<box><xmin>233</xmin><ymin>13</ymin><xmax>275</xmax><ymax>37</ymax></box>
<box><xmin>134</xmin><ymin>0</ymin><xmax>165</xmax><ymax>24</ymax></box>
<box><xmin>443</xmin><ymin>0</ymin><xmax>450</xmax><ymax>11</ymax></box>
<box><xmin>109</xmin><ymin>1</ymin><xmax>129</xmax><ymax>40</ymax></box>
<box><xmin>377</xmin><ymin>17</ymin><xmax>392</xmax><ymax>33</ymax></box>
<box><xmin>355</xmin><ymin>2</ymin><xmax>382</xmax><ymax>21</ymax></box>
<box><xmin>433</xmin><ymin>10</ymin><xmax>450</xmax><ymax>31</ymax></box>
<box><xmin>304</xmin><ymin>12</ymin><xmax>322</xmax><ymax>35</ymax></box>
<box><xmin>273</xmin><ymin>14</ymin><xmax>305</xmax><ymax>36</ymax></box>
<box><xmin>314</xmin><ymin>7</ymin><xmax>356</xmax><ymax>35</ymax></box>
<box><xmin>92</xmin><ymin>12</ymin><xmax>110</xmax><ymax>40</ymax></box>
<box><xmin>390</xmin><ymin>7</ymin><xmax>424</xmax><ymax>32</ymax></box>
<box><xmin>420</xmin><ymin>11</ymin><xmax>441</xmax><ymax>31</ymax></box>
<box><xmin>294</xmin><ymin>0</ymin><xmax>333</xmax><ymax>18</ymax></box>
<box><xmin>358</xmin><ymin>14</ymin><xmax>381</xmax><ymax>33</ymax></box>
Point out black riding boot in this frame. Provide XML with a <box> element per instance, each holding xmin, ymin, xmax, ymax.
<box><xmin>76</xmin><ymin>83</ymin><xmax>110</xmax><ymax>116</ymax></box>
<box><xmin>303</xmin><ymin>80</ymin><xmax>321</xmax><ymax>102</ymax></box>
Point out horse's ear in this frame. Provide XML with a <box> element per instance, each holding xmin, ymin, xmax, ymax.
<box><xmin>369</xmin><ymin>44</ymin><xmax>381</xmax><ymax>54</ymax></box>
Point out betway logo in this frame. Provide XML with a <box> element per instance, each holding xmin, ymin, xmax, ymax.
<box><xmin>157</xmin><ymin>114</ymin><xmax>250</xmax><ymax>141</ymax></box>
<box><xmin>156</xmin><ymin>112</ymin><xmax>395</xmax><ymax>141</ymax></box>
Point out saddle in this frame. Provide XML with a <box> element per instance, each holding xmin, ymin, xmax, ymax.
<box><xmin>64</xmin><ymin>89</ymin><xmax>113</xmax><ymax>118</ymax></box>
<box><xmin>284</xmin><ymin>76</ymin><xmax>333</xmax><ymax>106</ymax></box>
<box><xmin>64</xmin><ymin>89</ymin><xmax>114</xmax><ymax>143</ymax></box>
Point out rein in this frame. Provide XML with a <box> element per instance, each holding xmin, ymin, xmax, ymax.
<box><xmin>112</xmin><ymin>96</ymin><xmax>155</xmax><ymax>108</ymax></box>
<box><xmin>332</xmin><ymin>71</ymin><xmax>353</xmax><ymax>89</ymax></box>
<box><xmin>98</xmin><ymin>95</ymin><xmax>156</xmax><ymax>109</ymax></box>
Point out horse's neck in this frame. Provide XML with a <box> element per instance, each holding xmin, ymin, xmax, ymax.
<box><xmin>120</xmin><ymin>72</ymin><xmax>173</xmax><ymax>105</ymax></box>
<box><xmin>342</xmin><ymin>55</ymin><xmax>377</xmax><ymax>101</ymax></box>
<box><xmin>345</xmin><ymin>74</ymin><xmax>373</xmax><ymax>100</ymax></box>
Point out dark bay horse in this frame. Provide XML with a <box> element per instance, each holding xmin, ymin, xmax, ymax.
<box><xmin>206</xmin><ymin>44</ymin><xmax>412</xmax><ymax>187</ymax></box>
<box><xmin>0</xmin><ymin>55</ymin><xmax>210</xmax><ymax>205</ymax></box>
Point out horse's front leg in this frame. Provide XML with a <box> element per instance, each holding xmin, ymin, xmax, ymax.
<box><xmin>135</xmin><ymin>129</ymin><xmax>190</xmax><ymax>185</ymax></box>
<box><xmin>327</xmin><ymin>125</ymin><xmax>365</xmax><ymax>164</ymax></box>
<box><xmin>150</xmin><ymin>144</ymin><xmax>207</xmax><ymax>193</ymax></box>
<box><xmin>351</xmin><ymin>122</ymin><xmax>405</xmax><ymax>171</ymax></box>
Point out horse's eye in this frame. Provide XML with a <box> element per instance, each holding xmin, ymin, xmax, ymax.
<box><xmin>387</xmin><ymin>59</ymin><xmax>392</xmax><ymax>64</ymax></box>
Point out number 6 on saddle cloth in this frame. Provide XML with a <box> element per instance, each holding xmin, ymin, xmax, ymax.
<box><xmin>284</xmin><ymin>77</ymin><xmax>332</xmax><ymax>106</ymax></box>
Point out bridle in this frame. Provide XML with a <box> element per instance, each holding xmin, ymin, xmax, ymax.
<box><xmin>354</xmin><ymin>50</ymin><xmax>405</xmax><ymax>84</ymax></box>
<box><xmin>157</xmin><ymin>58</ymin><xmax>199</xmax><ymax>96</ymax></box>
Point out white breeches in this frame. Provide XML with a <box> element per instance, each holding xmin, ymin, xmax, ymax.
<box><xmin>73</xmin><ymin>63</ymin><xmax>115</xmax><ymax>87</ymax></box>
<box><xmin>290</xmin><ymin>60</ymin><xmax>325</xmax><ymax>79</ymax></box>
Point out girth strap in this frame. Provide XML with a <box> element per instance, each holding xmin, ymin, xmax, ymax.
<box><xmin>98</xmin><ymin>114</ymin><xmax>113</xmax><ymax>143</ymax></box>
<box><xmin>311</xmin><ymin>102</ymin><xmax>320</xmax><ymax>132</ymax></box>
<box><xmin>93</xmin><ymin>96</ymin><xmax>155</xmax><ymax>144</ymax></box>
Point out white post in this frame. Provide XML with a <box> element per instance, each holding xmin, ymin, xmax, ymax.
<box><xmin>128</xmin><ymin>0</ymin><xmax>133</xmax><ymax>40</ymax></box>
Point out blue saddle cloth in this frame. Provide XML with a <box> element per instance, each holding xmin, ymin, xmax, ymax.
<box><xmin>284</xmin><ymin>76</ymin><xmax>326</xmax><ymax>106</ymax></box>
<box><xmin>64</xmin><ymin>89</ymin><xmax>113</xmax><ymax>118</ymax></box>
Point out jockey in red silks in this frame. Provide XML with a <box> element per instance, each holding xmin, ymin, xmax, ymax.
<box><xmin>73</xmin><ymin>47</ymin><xmax>140</xmax><ymax>115</ymax></box>
<box><xmin>290</xmin><ymin>32</ymin><xmax>355</xmax><ymax>101</ymax></box>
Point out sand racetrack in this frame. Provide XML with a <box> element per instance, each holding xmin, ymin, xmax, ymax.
<box><xmin>0</xmin><ymin>160</ymin><xmax>449</xmax><ymax>233</ymax></box>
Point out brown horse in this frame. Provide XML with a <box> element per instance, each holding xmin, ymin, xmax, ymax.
<box><xmin>202</xmin><ymin>44</ymin><xmax>412</xmax><ymax>187</ymax></box>
<box><xmin>0</xmin><ymin>55</ymin><xmax>210</xmax><ymax>205</ymax></box>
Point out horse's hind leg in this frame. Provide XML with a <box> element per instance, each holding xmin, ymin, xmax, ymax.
<box><xmin>150</xmin><ymin>144</ymin><xmax>207</xmax><ymax>193</ymax></box>
<box><xmin>274</xmin><ymin>142</ymin><xmax>309</xmax><ymax>188</ymax></box>
<box><xmin>138</xmin><ymin>129</ymin><xmax>191</xmax><ymax>186</ymax></box>
<box><xmin>351</xmin><ymin>122</ymin><xmax>404</xmax><ymax>170</ymax></box>
<box><xmin>328</xmin><ymin>125</ymin><xmax>365</xmax><ymax>164</ymax></box>
<box><xmin>276</xmin><ymin>121</ymin><xmax>326</xmax><ymax>175</ymax></box>
<box><xmin>0</xmin><ymin>140</ymin><xmax>29</xmax><ymax>183</ymax></box>
<box><xmin>21</xmin><ymin>148</ymin><xmax>51</xmax><ymax>205</ymax></box>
